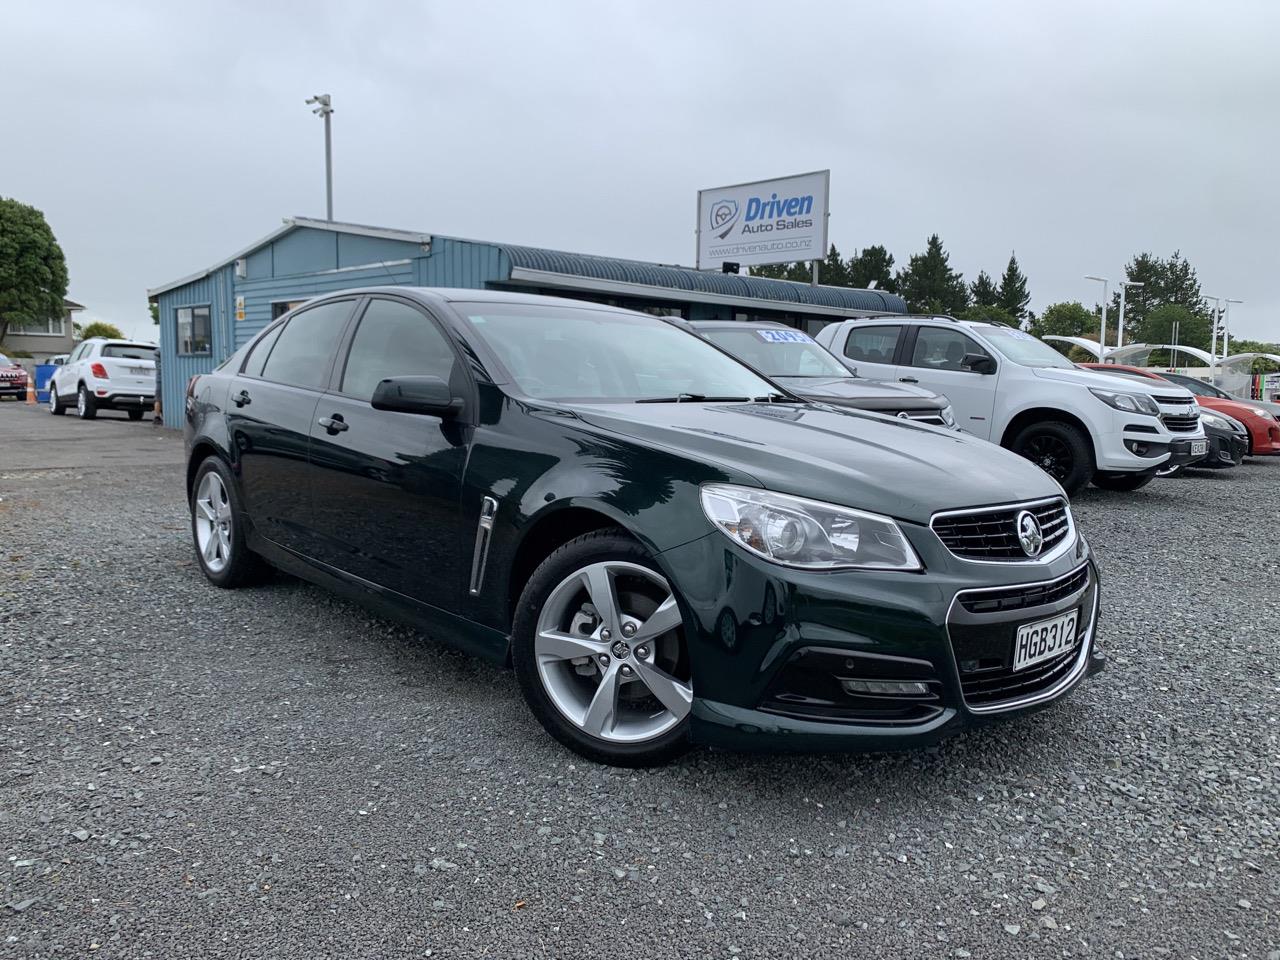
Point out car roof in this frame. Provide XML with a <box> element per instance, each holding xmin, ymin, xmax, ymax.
<box><xmin>317</xmin><ymin>286</ymin><xmax>652</xmax><ymax>317</ymax></box>
<box><xmin>687</xmin><ymin>320</ymin><xmax>790</xmax><ymax>331</ymax></box>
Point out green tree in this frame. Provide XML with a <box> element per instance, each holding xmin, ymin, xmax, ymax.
<box><xmin>1136</xmin><ymin>303</ymin><xmax>1210</xmax><ymax>353</ymax></box>
<box><xmin>996</xmin><ymin>253</ymin><xmax>1030</xmax><ymax>320</ymax></box>
<box><xmin>1107</xmin><ymin>251</ymin><xmax>1206</xmax><ymax>337</ymax></box>
<box><xmin>749</xmin><ymin>261</ymin><xmax>813</xmax><ymax>283</ymax></box>
<box><xmin>969</xmin><ymin>270</ymin><xmax>998</xmax><ymax>307</ymax></box>
<box><xmin>959</xmin><ymin>304</ymin><xmax>1018</xmax><ymax>327</ymax></box>
<box><xmin>80</xmin><ymin>320</ymin><xmax>125</xmax><ymax>340</ymax></box>
<box><xmin>1029</xmin><ymin>301</ymin><xmax>1094</xmax><ymax>340</ymax></box>
<box><xmin>847</xmin><ymin>245</ymin><xmax>897</xmax><ymax>292</ymax></box>
<box><xmin>819</xmin><ymin>244</ymin><xmax>849</xmax><ymax>287</ymax></box>
<box><xmin>150</xmin><ymin>302</ymin><xmax>159</xmax><ymax>325</ymax></box>
<box><xmin>894</xmin><ymin>234</ymin><xmax>969</xmax><ymax>314</ymax></box>
<box><xmin>0</xmin><ymin>198</ymin><xmax>69</xmax><ymax>343</ymax></box>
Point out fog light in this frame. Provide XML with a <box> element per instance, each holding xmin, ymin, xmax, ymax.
<box><xmin>1124</xmin><ymin>439</ymin><xmax>1150</xmax><ymax>456</ymax></box>
<box><xmin>840</xmin><ymin>678</ymin><xmax>932</xmax><ymax>697</ymax></box>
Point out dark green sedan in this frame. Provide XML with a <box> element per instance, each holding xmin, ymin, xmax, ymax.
<box><xmin>184</xmin><ymin>288</ymin><xmax>1103</xmax><ymax>766</ymax></box>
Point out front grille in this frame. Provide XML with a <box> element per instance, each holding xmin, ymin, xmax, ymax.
<box><xmin>959</xmin><ymin>645</ymin><xmax>1080</xmax><ymax>706</ymax></box>
<box><xmin>958</xmin><ymin>565</ymin><xmax>1089</xmax><ymax>614</ymax></box>
<box><xmin>1153</xmin><ymin>394</ymin><xmax>1190</xmax><ymax>404</ymax></box>
<box><xmin>931</xmin><ymin>499</ymin><xmax>1071</xmax><ymax>561</ymax></box>
<box><xmin>1161</xmin><ymin>413</ymin><xmax>1200</xmax><ymax>432</ymax></box>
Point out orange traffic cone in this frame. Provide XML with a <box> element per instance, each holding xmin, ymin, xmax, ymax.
<box><xmin>24</xmin><ymin>375</ymin><xmax>36</xmax><ymax>405</ymax></box>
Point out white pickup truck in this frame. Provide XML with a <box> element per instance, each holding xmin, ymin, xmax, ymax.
<box><xmin>816</xmin><ymin>316</ymin><xmax>1207</xmax><ymax>494</ymax></box>
<box><xmin>48</xmin><ymin>338</ymin><xmax>157</xmax><ymax>421</ymax></box>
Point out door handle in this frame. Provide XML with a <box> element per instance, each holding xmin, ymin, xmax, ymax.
<box><xmin>318</xmin><ymin>414</ymin><xmax>349</xmax><ymax>435</ymax></box>
<box><xmin>898</xmin><ymin>376</ymin><xmax>919</xmax><ymax>384</ymax></box>
<box><xmin>233</xmin><ymin>389</ymin><xmax>252</xmax><ymax>407</ymax></box>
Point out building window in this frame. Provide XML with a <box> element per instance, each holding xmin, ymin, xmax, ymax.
<box><xmin>8</xmin><ymin>316</ymin><xmax>64</xmax><ymax>336</ymax></box>
<box><xmin>271</xmin><ymin>300</ymin><xmax>308</xmax><ymax>320</ymax></box>
<box><xmin>177</xmin><ymin>305</ymin><xmax>212</xmax><ymax>355</ymax></box>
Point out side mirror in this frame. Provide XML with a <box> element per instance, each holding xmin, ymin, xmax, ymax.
<box><xmin>963</xmin><ymin>353</ymin><xmax>996</xmax><ymax>375</ymax></box>
<box><xmin>370</xmin><ymin>375</ymin><xmax>463</xmax><ymax>417</ymax></box>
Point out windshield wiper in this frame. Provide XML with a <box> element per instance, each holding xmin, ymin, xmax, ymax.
<box><xmin>635</xmin><ymin>394</ymin><xmax>750</xmax><ymax>403</ymax></box>
<box><xmin>751</xmin><ymin>392</ymin><xmax>792</xmax><ymax>403</ymax></box>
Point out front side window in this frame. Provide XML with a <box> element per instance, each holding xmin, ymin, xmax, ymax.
<box><xmin>910</xmin><ymin>327</ymin><xmax>990</xmax><ymax>371</ymax></box>
<box><xmin>176</xmin><ymin>305</ymin><xmax>212</xmax><ymax>355</ymax></box>
<box><xmin>243</xmin><ymin>323</ymin><xmax>284</xmax><ymax>378</ymax></box>
<box><xmin>259</xmin><ymin>300</ymin><xmax>354</xmax><ymax>389</ymax></box>
<box><xmin>701</xmin><ymin>328</ymin><xmax>850</xmax><ymax>378</ymax></box>
<box><xmin>842</xmin><ymin>325</ymin><xmax>901</xmax><ymax>365</ymax></box>
<box><xmin>341</xmin><ymin>299</ymin><xmax>457</xmax><ymax>402</ymax></box>
<box><xmin>459</xmin><ymin>304</ymin><xmax>777</xmax><ymax>402</ymax></box>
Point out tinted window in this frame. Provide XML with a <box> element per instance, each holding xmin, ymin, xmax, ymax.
<box><xmin>243</xmin><ymin>323</ymin><xmax>285</xmax><ymax>378</ymax></box>
<box><xmin>341</xmin><ymin>299</ymin><xmax>457</xmax><ymax>401</ymax></box>
<box><xmin>100</xmin><ymin>344</ymin><xmax>156</xmax><ymax>360</ymax></box>
<box><xmin>260</xmin><ymin>300</ymin><xmax>354</xmax><ymax>389</ymax></box>
<box><xmin>910</xmin><ymin>327</ymin><xmax>989</xmax><ymax>371</ymax></box>
<box><xmin>842</xmin><ymin>325</ymin><xmax>901</xmax><ymax>364</ymax></box>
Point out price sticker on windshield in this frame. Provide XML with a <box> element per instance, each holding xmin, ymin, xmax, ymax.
<box><xmin>757</xmin><ymin>330</ymin><xmax>813</xmax><ymax>344</ymax></box>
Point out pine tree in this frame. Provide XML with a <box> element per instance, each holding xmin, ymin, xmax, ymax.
<box><xmin>847</xmin><ymin>245</ymin><xmax>897</xmax><ymax>292</ymax></box>
<box><xmin>894</xmin><ymin>235</ymin><xmax>969</xmax><ymax>314</ymax></box>
<box><xmin>970</xmin><ymin>271</ymin><xmax>999</xmax><ymax>307</ymax></box>
<box><xmin>996</xmin><ymin>253</ymin><xmax>1030</xmax><ymax>320</ymax></box>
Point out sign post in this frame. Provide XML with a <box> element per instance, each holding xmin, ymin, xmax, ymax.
<box><xmin>697</xmin><ymin>170</ymin><xmax>830</xmax><ymax>272</ymax></box>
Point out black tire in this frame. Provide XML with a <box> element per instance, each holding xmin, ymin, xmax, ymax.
<box><xmin>127</xmin><ymin>408</ymin><xmax>144</xmax><ymax>421</ymax></box>
<box><xmin>511</xmin><ymin>528</ymin><xmax>693</xmax><ymax>767</ymax></box>
<box><xmin>1091</xmin><ymin>470</ymin><xmax>1155</xmax><ymax>492</ymax></box>
<box><xmin>189</xmin><ymin>456</ymin><xmax>266</xmax><ymax>588</ymax></box>
<box><xmin>49</xmin><ymin>384</ymin><xmax>65</xmax><ymax>415</ymax></box>
<box><xmin>1009</xmin><ymin>421</ymin><xmax>1094</xmax><ymax>495</ymax></box>
<box><xmin>76</xmin><ymin>385</ymin><xmax>97</xmax><ymax>420</ymax></box>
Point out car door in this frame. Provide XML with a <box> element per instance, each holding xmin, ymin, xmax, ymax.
<box><xmin>832</xmin><ymin>323</ymin><xmax>904</xmax><ymax>383</ymax></box>
<box><xmin>56</xmin><ymin>342</ymin><xmax>87</xmax><ymax>395</ymax></box>
<box><xmin>899</xmin><ymin>325</ymin><xmax>999</xmax><ymax>438</ymax></box>
<box><xmin>306</xmin><ymin>295</ymin><xmax>471</xmax><ymax>610</ymax></box>
<box><xmin>227</xmin><ymin>298</ymin><xmax>359</xmax><ymax>555</ymax></box>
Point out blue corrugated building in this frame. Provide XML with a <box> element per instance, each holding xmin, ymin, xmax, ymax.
<box><xmin>147</xmin><ymin>217</ymin><xmax>907</xmax><ymax>426</ymax></box>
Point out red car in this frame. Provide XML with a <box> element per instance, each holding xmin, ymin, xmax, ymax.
<box><xmin>1080</xmin><ymin>363</ymin><xmax>1280</xmax><ymax>456</ymax></box>
<box><xmin>0</xmin><ymin>353</ymin><xmax>30</xmax><ymax>400</ymax></box>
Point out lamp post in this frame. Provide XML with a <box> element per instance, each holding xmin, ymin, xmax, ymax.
<box><xmin>1116</xmin><ymin>280</ymin><xmax>1143</xmax><ymax>349</ymax></box>
<box><xmin>1223</xmin><ymin>298</ymin><xmax>1243</xmax><ymax>358</ymax></box>
<box><xmin>1085</xmin><ymin>275</ymin><xmax>1110</xmax><ymax>361</ymax></box>
<box><xmin>1207</xmin><ymin>296</ymin><xmax>1222</xmax><ymax>378</ymax></box>
<box><xmin>305</xmin><ymin>94</ymin><xmax>334</xmax><ymax>220</ymax></box>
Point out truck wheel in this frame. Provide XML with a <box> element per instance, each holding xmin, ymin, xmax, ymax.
<box><xmin>1091</xmin><ymin>471</ymin><xmax>1155</xmax><ymax>492</ymax></box>
<box><xmin>127</xmin><ymin>409</ymin><xmax>144</xmax><ymax>421</ymax></box>
<box><xmin>1009</xmin><ymin>422</ymin><xmax>1093</xmax><ymax>495</ymax></box>
<box><xmin>49</xmin><ymin>384</ymin><xmax>66</xmax><ymax>415</ymax></box>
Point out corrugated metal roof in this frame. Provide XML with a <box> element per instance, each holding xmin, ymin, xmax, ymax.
<box><xmin>497</xmin><ymin>244</ymin><xmax>906</xmax><ymax>313</ymax></box>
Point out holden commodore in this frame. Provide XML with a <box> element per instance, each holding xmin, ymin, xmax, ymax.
<box><xmin>184</xmin><ymin>289</ymin><xmax>1104</xmax><ymax>766</ymax></box>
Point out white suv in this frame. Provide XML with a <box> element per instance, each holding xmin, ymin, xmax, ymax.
<box><xmin>49</xmin><ymin>338</ymin><xmax>157</xmax><ymax>421</ymax></box>
<box><xmin>816</xmin><ymin>316</ymin><xmax>1207</xmax><ymax>494</ymax></box>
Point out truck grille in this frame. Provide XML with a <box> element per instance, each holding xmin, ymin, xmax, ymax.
<box><xmin>931</xmin><ymin>499</ymin><xmax>1071</xmax><ymax>561</ymax></box>
<box><xmin>1161</xmin><ymin>413</ymin><xmax>1200</xmax><ymax>432</ymax></box>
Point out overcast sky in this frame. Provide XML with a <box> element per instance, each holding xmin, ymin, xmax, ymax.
<box><xmin>3</xmin><ymin>0</ymin><xmax>1277</xmax><ymax>343</ymax></box>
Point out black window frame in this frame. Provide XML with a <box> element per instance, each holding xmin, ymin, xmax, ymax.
<box><xmin>175</xmin><ymin>304</ymin><xmax>213</xmax><ymax>357</ymax></box>
<box><xmin>245</xmin><ymin>297</ymin><xmax>361</xmax><ymax>391</ymax></box>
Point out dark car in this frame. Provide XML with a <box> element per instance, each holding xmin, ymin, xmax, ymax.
<box><xmin>184</xmin><ymin>288</ymin><xmax>1103</xmax><ymax>766</ymax></box>
<box><xmin>687</xmin><ymin>320</ymin><xmax>957</xmax><ymax>428</ymax></box>
<box><xmin>1166</xmin><ymin>408</ymin><xmax>1246</xmax><ymax>473</ymax></box>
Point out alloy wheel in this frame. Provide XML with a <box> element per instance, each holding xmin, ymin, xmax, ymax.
<box><xmin>193</xmin><ymin>471</ymin><xmax>233</xmax><ymax>574</ymax></box>
<box><xmin>48</xmin><ymin>386</ymin><xmax>57</xmax><ymax>412</ymax></box>
<box><xmin>1025</xmin><ymin>434</ymin><xmax>1073</xmax><ymax>481</ymax></box>
<box><xmin>534</xmin><ymin>561</ymin><xmax>692</xmax><ymax>744</ymax></box>
<box><xmin>77</xmin><ymin>389</ymin><xmax>86</xmax><ymax>417</ymax></box>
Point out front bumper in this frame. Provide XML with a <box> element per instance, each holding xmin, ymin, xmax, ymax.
<box><xmin>0</xmin><ymin>382</ymin><xmax>28</xmax><ymax>396</ymax></box>
<box><xmin>660</xmin><ymin>525</ymin><xmax>1103</xmax><ymax>753</ymax></box>
<box><xmin>1165</xmin><ymin>436</ymin><xmax>1210</xmax><ymax>469</ymax></box>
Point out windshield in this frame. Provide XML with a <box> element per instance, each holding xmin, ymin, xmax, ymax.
<box><xmin>699</xmin><ymin>328</ymin><xmax>850</xmax><ymax>378</ymax></box>
<box><xmin>979</xmin><ymin>326</ymin><xmax>1075</xmax><ymax>368</ymax></box>
<box><xmin>459</xmin><ymin>304</ymin><xmax>779</xmax><ymax>402</ymax></box>
<box><xmin>1163</xmin><ymin>374</ymin><xmax>1221</xmax><ymax>398</ymax></box>
<box><xmin>101</xmin><ymin>344</ymin><xmax>156</xmax><ymax>361</ymax></box>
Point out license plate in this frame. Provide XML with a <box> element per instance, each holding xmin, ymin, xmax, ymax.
<box><xmin>1013</xmin><ymin>609</ymin><xmax>1079</xmax><ymax>672</ymax></box>
<box><xmin>130</xmin><ymin>367</ymin><xmax>150</xmax><ymax>376</ymax></box>
<box><xmin>1191</xmin><ymin>440</ymin><xmax>1207</xmax><ymax>456</ymax></box>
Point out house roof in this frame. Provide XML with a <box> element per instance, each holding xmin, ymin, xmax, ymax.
<box><xmin>64</xmin><ymin>298</ymin><xmax>85</xmax><ymax>311</ymax></box>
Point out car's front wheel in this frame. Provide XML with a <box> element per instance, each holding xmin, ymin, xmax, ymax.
<box><xmin>512</xmin><ymin>529</ymin><xmax>693</xmax><ymax>767</ymax></box>
<box><xmin>190</xmin><ymin>457</ymin><xmax>264</xmax><ymax>588</ymax></box>
<box><xmin>1091</xmin><ymin>470</ymin><xmax>1155</xmax><ymax>491</ymax></box>
<box><xmin>1009</xmin><ymin>421</ymin><xmax>1093</xmax><ymax>495</ymax></box>
<box><xmin>76</xmin><ymin>385</ymin><xmax>96</xmax><ymax>420</ymax></box>
<box><xmin>49</xmin><ymin>384</ymin><xmax>65</xmax><ymax>415</ymax></box>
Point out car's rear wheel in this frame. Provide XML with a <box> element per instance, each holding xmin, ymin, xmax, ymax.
<box><xmin>512</xmin><ymin>529</ymin><xmax>693</xmax><ymax>767</ymax></box>
<box><xmin>76</xmin><ymin>385</ymin><xmax>97</xmax><ymax>420</ymax></box>
<box><xmin>1091</xmin><ymin>470</ymin><xmax>1155</xmax><ymax>491</ymax></box>
<box><xmin>49</xmin><ymin>384</ymin><xmax>65</xmax><ymax>416</ymax></box>
<box><xmin>190</xmin><ymin>457</ymin><xmax>264</xmax><ymax>588</ymax></box>
<box><xmin>127</xmin><ymin>409</ymin><xmax>144</xmax><ymax>421</ymax></box>
<box><xmin>1010</xmin><ymin>421</ymin><xmax>1093</xmax><ymax>495</ymax></box>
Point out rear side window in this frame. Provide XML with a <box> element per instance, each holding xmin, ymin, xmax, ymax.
<box><xmin>340</xmin><ymin>298</ymin><xmax>457</xmax><ymax>402</ymax></box>
<box><xmin>910</xmin><ymin>327</ymin><xmax>989</xmax><ymax>371</ymax></box>
<box><xmin>842</xmin><ymin>325</ymin><xmax>901</xmax><ymax>364</ymax></box>
<box><xmin>242</xmin><ymin>323</ymin><xmax>285</xmax><ymax>378</ymax></box>
<box><xmin>260</xmin><ymin>300</ymin><xmax>354</xmax><ymax>389</ymax></box>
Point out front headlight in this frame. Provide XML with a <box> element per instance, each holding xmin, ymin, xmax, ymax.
<box><xmin>699</xmin><ymin>484</ymin><xmax>922</xmax><ymax>571</ymax></box>
<box><xmin>1249</xmin><ymin>407</ymin><xmax>1272</xmax><ymax>419</ymax></box>
<box><xmin>1089</xmin><ymin>387</ymin><xmax>1160</xmax><ymax>416</ymax></box>
<box><xmin>1199</xmin><ymin>411</ymin><xmax>1230</xmax><ymax>430</ymax></box>
<box><xmin>939</xmin><ymin>403</ymin><xmax>957</xmax><ymax>427</ymax></box>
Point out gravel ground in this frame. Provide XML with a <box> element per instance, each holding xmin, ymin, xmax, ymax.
<box><xmin>2</xmin><ymin>401</ymin><xmax>1277</xmax><ymax>959</ymax></box>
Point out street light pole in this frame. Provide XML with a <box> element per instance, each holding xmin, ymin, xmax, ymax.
<box><xmin>1117</xmin><ymin>280</ymin><xmax>1143</xmax><ymax>349</ymax></box>
<box><xmin>1207</xmin><ymin>296</ymin><xmax>1223</xmax><ymax>378</ymax></box>
<box><xmin>1223</xmin><ymin>298</ymin><xmax>1243</xmax><ymax>358</ymax></box>
<box><xmin>306</xmin><ymin>94</ymin><xmax>334</xmax><ymax>221</ymax></box>
<box><xmin>1085</xmin><ymin>275</ymin><xmax>1110</xmax><ymax>361</ymax></box>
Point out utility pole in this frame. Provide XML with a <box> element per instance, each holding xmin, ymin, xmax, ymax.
<box><xmin>1117</xmin><ymin>280</ymin><xmax>1143</xmax><ymax>349</ymax></box>
<box><xmin>1085</xmin><ymin>276</ymin><xmax>1110</xmax><ymax>361</ymax></box>
<box><xmin>1223</xmin><ymin>298</ymin><xmax>1243</xmax><ymax>358</ymax></box>
<box><xmin>1207</xmin><ymin>296</ymin><xmax>1223</xmax><ymax>379</ymax></box>
<box><xmin>306</xmin><ymin>94</ymin><xmax>334</xmax><ymax>220</ymax></box>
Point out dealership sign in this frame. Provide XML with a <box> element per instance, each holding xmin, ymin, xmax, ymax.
<box><xmin>696</xmin><ymin>170</ymin><xmax>829</xmax><ymax>270</ymax></box>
